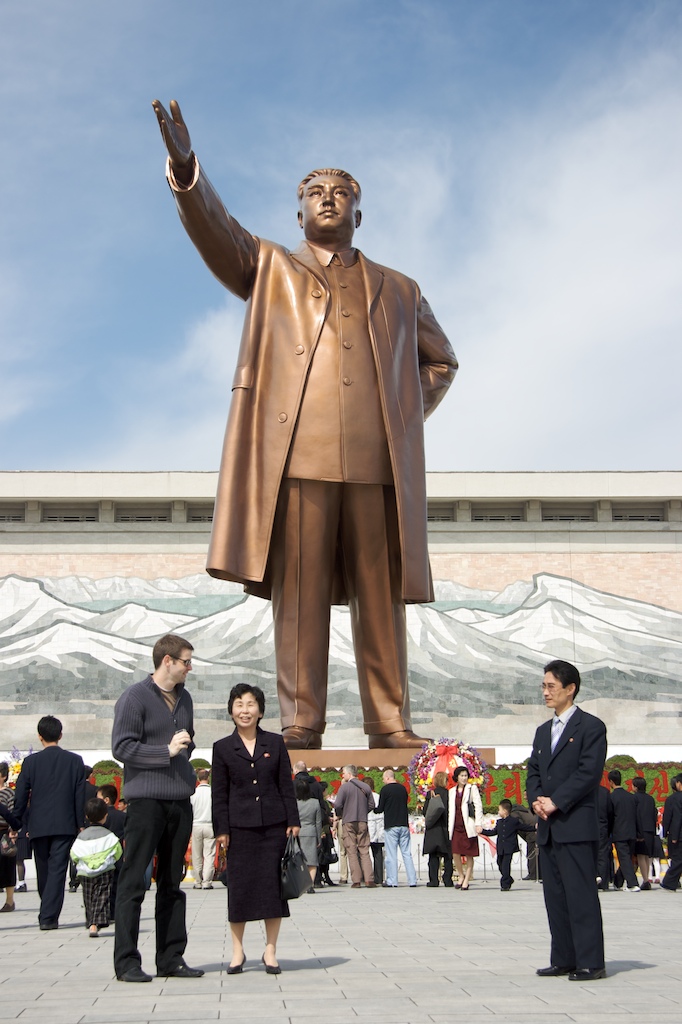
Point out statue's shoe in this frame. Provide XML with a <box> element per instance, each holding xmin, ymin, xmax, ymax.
<box><xmin>367</xmin><ymin>730</ymin><xmax>433</xmax><ymax>749</ymax></box>
<box><xmin>282</xmin><ymin>726</ymin><xmax>323</xmax><ymax>749</ymax></box>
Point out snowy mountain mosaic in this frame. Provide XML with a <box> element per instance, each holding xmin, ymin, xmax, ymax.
<box><xmin>1</xmin><ymin>572</ymin><xmax>680</xmax><ymax>749</ymax></box>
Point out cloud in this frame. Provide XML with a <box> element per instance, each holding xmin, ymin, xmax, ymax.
<box><xmin>424</xmin><ymin>38</ymin><xmax>682</xmax><ymax>470</ymax></box>
<box><xmin>92</xmin><ymin>302</ymin><xmax>244</xmax><ymax>470</ymax></box>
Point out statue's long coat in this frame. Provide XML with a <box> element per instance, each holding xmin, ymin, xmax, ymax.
<box><xmin>169</xmin><ymin>164</ymin><xmax>458</xmax><ymax>603</ymax></box>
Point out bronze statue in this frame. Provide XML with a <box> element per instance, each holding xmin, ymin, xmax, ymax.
<box><xmin>153</xmin><ymin>100</ymin><xmax>458</xmax><ymax>750</ymax></box>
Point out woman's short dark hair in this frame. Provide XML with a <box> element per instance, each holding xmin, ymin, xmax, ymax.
<box><xmin>453</xmin><ymin>765</ymin><xmax>470</xmax><ymax>782</ymax></box>
<box><xmin>227</xmin><ymin>683</ymin><xmax>265</xmax><ymax>717</ymax></box>
<box><xmin>0</xmin><ymin>762</ymin><xmax>8</xmax><ymax>782</ymax></box>
<box><xmin>295</xmin><ymin>777</ymin><xmax>311</xmax><ymax>800</ymax></box>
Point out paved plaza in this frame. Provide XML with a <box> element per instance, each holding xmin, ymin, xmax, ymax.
<box><xmin>1</xmin><ymin>869</ymin><xmax>679</xmax><ymax>1024</ymax></box>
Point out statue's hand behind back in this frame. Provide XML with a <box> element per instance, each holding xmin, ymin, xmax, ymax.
<box><xmin>152</xmin><ymin>99</ymin><xmax>193</xmax><ymax>171</ymax></box>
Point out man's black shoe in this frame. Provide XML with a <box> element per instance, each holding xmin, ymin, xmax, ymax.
<box><xmin>536</xmin><ymin>965</ymin><xmax>574</xmax><ymax>977</ymax></box>
<box><xmin>39</xmin><ymin>921</ymin><xmax>59</xmax><ymax>931</ymax></box>
<box><xmin>117</xmin><ymin>967</ymin><xmax>153</xmax><ymax>983</ymax></box>
<box><xmin>568</xmin><ymin>967</ymin><xmax>606</xmax><ymax>981</ymax></box>
<box><xmin>157</xmin><ymin>962</ymin><xmax>204</xmax><ymax>979</ymax></box>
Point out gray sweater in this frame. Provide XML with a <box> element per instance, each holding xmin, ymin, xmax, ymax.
<box><xmin>112</xmin><ymin>675</ymin><xmax>196</xmax><ymax>801</ymax></box>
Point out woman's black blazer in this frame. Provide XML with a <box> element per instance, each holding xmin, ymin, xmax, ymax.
<box><xmin>212</xmin><ymin>726</ymin><xmax>300</xmax><ymax>835</ymax></box>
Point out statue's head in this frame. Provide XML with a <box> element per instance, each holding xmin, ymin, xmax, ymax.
<box><xmin>297</xmin><ymin>168</ymin><xmax>362</xmax><ymax>247</ymax></box>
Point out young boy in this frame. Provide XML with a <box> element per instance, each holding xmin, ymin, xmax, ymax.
<box><xmin>70</xmin><ymin>797</ymin><xmax>122</xmax><ymax>936</ymax></box>
<box><xmin>481</xmin><ymin>799</ymin><xmax>535</xmax><ymax>891</ymax></box>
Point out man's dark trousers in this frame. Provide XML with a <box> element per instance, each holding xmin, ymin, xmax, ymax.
<box><xmin>662</xmin><ymin>840</ymin><xmax>682</xmax><ymax>891</ymax></box>
<box><xmin>613</xmin><ymin>839</ymin><xmax>638</xmax><ymax>889</ymax></box>
<box><xmin>32</xmin><ymin>835</ymin><xmax>74</xmax><ymax>926</ymax></box>
<box><xmin>540</xmin><ymin>835</ymin><xmax>604</xmax><ymax>969</ymax></box>
<box><xmin>114</xmin><ymin>798</ymin><xmax>192</xmax><ymax>977</ymax></box>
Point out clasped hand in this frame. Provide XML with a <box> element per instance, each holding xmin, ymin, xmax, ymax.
<box><xmin>532</xmin><ymin>796</ymin><xmax>558</xmax><ymax>820</ymax></box>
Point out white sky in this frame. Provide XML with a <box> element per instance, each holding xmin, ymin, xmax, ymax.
<box><xmin>1</xmin><ymin>0</ymin><xmax>680</xmax><ymax>472</ymax></box>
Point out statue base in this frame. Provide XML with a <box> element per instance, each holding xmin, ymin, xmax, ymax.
<box><xmin>286</xmin><ymin>747</ymin><xmax>496</xmax><ymax>768</ymax></box>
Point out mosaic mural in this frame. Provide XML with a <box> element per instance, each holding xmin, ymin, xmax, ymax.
<box><xmin>1</xmin><ymin>571</ymin><xmax>681</xmax><ymax>750</ymax></box>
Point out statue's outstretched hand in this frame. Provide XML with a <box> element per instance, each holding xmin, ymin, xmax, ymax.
<box><xmin>152</xmin><ymin>99</ymin><xmax>193</xmax><ymax>171</ymax></box>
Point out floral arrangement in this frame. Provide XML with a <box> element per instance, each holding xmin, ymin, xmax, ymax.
<box><xmin>408</xmin><ymin>738</ymin><xmax>490</xmax><ymax>799</ymax></box>
<box><xmin>2</xmin><ymin>746</ymin><xmax>33</xmax><ymax>786</ymax></box>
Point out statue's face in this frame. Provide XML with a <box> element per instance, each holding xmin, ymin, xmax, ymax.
<box><xmin>298</xmin><ymin>174</ymin><xmax>361</xmax><ymax>247</ymax></box>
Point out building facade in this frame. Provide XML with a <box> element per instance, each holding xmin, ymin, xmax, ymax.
<box><xmin>1</xmin><ymin>471</ymin><xmax>680</xmax><ymax>755</ymax></box>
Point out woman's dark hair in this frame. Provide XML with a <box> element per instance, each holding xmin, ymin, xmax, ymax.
<box><xmin>227</xmin><ymin>683</ymin><xmax>265</xmax><ymax>717</ymax></box>
<box><xmin>295</xmin><ymin>778</ymin><xmax>311</xmax><ymax>800</ymax></box>
<box><xmin>0</xmin><ymin>762</ymin><xmax>8</xmax><ymax>782</ymax></box>
<box><xmin>453</xmin><ymin>765</ymin><xmax>470</xmax><ymax>783</ymax></box>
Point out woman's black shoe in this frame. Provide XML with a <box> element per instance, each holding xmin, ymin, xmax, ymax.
<box><xmin>227</xmin><ymin>955</ymin><xmax>246</xmax><ymax>975</ymax></box>
<box><xmin>262</xmin><ymin>955</ymin><xmax>281</xmax><ymax>975</ymax></box>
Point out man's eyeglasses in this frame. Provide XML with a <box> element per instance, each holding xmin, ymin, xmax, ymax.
<box><xmin>173</xmin><ymin>657</ymin><xmax>193</xmax><ymax>668</ymax></box>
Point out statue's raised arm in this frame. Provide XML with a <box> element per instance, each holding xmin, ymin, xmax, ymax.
<box><xmin>152</xmin><ymin>99</ymin><xmax>194</xmax><ymax>182</ymax></box>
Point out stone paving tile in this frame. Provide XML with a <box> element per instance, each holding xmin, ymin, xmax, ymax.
<box><xmin>1</xmin><ymin>880</ymin><xmax>681</xmax><ymax>1024</ymax></box>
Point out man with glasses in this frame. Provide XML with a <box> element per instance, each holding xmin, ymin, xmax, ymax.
<box><xmin>112</xmin><ymin>634</ymin><xmax>204</xmax><ymax>983</ymax></box>
<box><xmin>527</xmin><ymin>659</ymin><xmax>607</xmax><ymax>982</ymax></box>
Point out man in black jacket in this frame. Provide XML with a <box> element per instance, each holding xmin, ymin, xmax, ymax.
<box><xmin>527</xmin><ymin>660</ymin><xmax>607</xmax><ymax>981</ymax></box>
<box><xmin>13</xmin><ymin>716</ymin><xmax>85</xmax><ymax>930</ymax></box>
<box><xmin>608</xmin><ymin>770</ymin><xmax>640</xmax><ymax>892</ymax></box>
<box><xmin>112</xmin><ymin>634</ymin><xmax>203</xmax><ymax>983</ymax></box>
<box><xmin>375</xmin><ymin>770</ymin><xmax>417</xmax><ymax>887</ymax></box>
<box><xmin>661</xmin><ymin>774</ymin><xmax>682</xmax><ymax>892</ymax></box>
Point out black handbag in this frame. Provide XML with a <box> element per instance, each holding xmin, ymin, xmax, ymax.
<box><xmin>320</xmin><ymin>832</ymin><xmax>338</xmax><ymax>865</ymax></box>
<box><xmin>468</xmin><ymin>800</ymin><xmax>476</xmax><ymax>820</ymax></box>
<box><xmin>280</xmin><ymin>834</ymin><xmax>311</xmax><ymax>900</ymax></box>
<box><xmin>425</xmin><ymin>793</ymin><xmax>445</xmax><ymax>828</ymax></box>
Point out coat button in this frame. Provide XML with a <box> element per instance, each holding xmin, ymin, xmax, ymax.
<box><xmin>339</xmin><ymin>282</ymin><xmax>348</xmax><ymax>289</ymax></box>
<box><xmin>343</xmin><ymin>376</ymin><xmax>352</xmax><ymax>386</ymax></box>
<box><xmin>343</xmin><ymin>341</ymin><xmax>352</xmax><ymax>349</ymax></box>
<box><xmin>295</xmin><ymin>345</ymin><xmax>305</xmax><ymax>355</ymax></box>
<box><xmin>278</xmin><ymin>413</ymin><xmax>287</xmax><ymax>422</ymax></box>
<box><xmin>253</xmin><ymin>779</ymin><xmax>257</xmax><ymax>784</ymax></box>
<box><xmin>255</xmin><ymin>796</ymin><xmax>259</xmax><ymax>801</ymax></box>
<box><xmin>250</xmin><ymin>763</ymin><xmax>254</xmax><ymax>768</ymax></box>
<box><xmin>341</xmin><ymin>309</ymin><xmax>351</xmax><ymax>317</ymax></box>
<box><xmin>311</xmin><ymin>289</ymin><xmax>322</xmax><ymax>298</ymax></box>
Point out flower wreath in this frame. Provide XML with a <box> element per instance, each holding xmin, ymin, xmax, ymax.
<box><xmin>408</xmin><ymin>738</ymin><xmax>490</xmax><ymax>800</ymax></box>
<box><xmin>3</xmin><ymin>746</ymin><xmax>33</xmax><ymax>786</ymax></box>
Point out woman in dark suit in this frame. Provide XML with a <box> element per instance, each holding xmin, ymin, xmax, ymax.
<box><xmin>422</xmin><ymin>771</ymin><xmax>453</xmax><ymax>887</ymax></box>
<box><xmin>212</xmin><ymin>684</ymin><xmax>300</xmax><ymax>975</ymax></box>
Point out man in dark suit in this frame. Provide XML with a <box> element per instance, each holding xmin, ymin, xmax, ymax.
<box><xmin>661</xmin><ymin>773</ymin><xmax>682</xmax><ymax>892</ymax></box>
<box><xmin>13</xmin><ymin>715</ymin><xmax>85</xmax><ymax>930</ymax></box>
<box><xmin>526</xmin><ymin>660</ymin><xmax>607</xmax><ymax>981</ymax></box>
<box><xmin>607</xmin><ymin>770</ymin><xmax>640</xmax><ymax>891</ymax></box>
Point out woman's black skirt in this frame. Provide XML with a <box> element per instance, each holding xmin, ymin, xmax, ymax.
<box><xmin>226</xmin><ymin>821</ymin><xmax>289</xmax><ymax>923</ymax></box>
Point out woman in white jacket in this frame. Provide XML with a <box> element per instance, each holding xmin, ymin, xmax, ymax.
<box><xmin>447</xmin><ymin>766</ymin><xmax>483</xmax><ymax>890</ymax></box>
